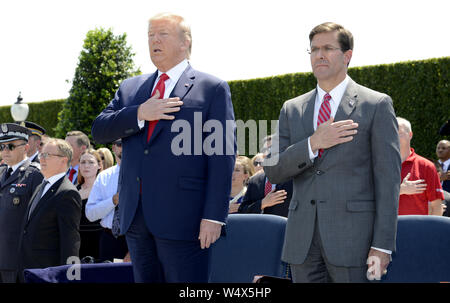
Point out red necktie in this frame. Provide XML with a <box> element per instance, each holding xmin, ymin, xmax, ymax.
<box><xmin>264</xmin><ymin>179</ymin><xmax>272</xmax><ymax>196</ymax></box>
<box><xmin>317</xmin><ymin>93</ymin><xmax>332</xmax><ymax>158</ymax></box>
<box><xmin>147</xmin><ymin>73</ymin><xmax>170</xmax><ymax>143</ymax></box>
<box><xmin>68</xmin><ymin>168</ymin><xmax>76</xmax><ymax>182</ymax></box>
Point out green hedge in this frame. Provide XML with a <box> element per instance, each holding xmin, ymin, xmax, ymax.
<box><xmin>0</xmin><ymin>57</ymin><xmax>448</xmax><ymax>159</ymax></box>
<box><xmin>229</xmin><ymin>57</ymin><xmax>450</xmax><ymax>159</ymax></box>
<box><xmin>0</xmin><ymin>99</ymin><xmax>64</xmax><ymax>137</ymax></box>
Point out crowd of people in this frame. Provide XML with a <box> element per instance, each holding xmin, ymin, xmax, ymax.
<box><xmin>0</xmin><ymin>14</ymin><xmax>448</xmax><ymax>283</ymax></box>
<box><xmin>0</xmin><ymin>120</ymin><xmax>446</xmax><ymax>283</ymax></box>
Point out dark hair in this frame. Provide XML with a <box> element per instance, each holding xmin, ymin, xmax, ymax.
<box><xmin>309</xmin><ymin>22</ymin><xmax>353</xmax><ymax>52</ymax></box>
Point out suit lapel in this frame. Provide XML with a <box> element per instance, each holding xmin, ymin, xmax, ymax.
<box><xmin>334</xmin><ymin>79</ymin><xmax>358</xmax><ymax>122</ymax></box>
<box><xmin>301</xmin><ymin>89</ymin><xmax>317</xmax><ymax>139</ymax></box>
<box><xmin>27</xmin><ymin>176</ymin><xmax>64</xmax><ymax>224</ymax></box>
<box><xmin>140</xmin><ymin>72</ymin><xmax>159</xmax><ymax>146</ymax></box>
<box><xmin>147</xmin><ymin>65</ymin><xmax>195</xmax><ymax>145</ymax></box>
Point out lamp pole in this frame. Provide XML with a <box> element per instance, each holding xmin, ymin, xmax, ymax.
<box><xmin>10</xmin><ymin>92</ymin><xmax>29</xmax><ymax>126</ymax></box>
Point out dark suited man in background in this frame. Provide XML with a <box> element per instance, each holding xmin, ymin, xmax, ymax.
<box><xmin>0</xmin><ymin>124</ymin><xmax>43</xmax><ymax>283</ymax></box>
<box><xmin>23</xmin><ymin>121</ymin><xmax>46</xmax><ymax>164</ymax></box>
<box><xmin>65</xmin><ymin>131</ymin><xmax>90</xmax><ymax>184</ymax></box>
<box><xmin>92</xmin><ymin>13</ymin><xmax>235</xmax><ymax>282</ymax></box>
<box><xmin>436</xmin><ymin>139</ymin><xmax>450</xmax><ymax>216</ymax></box>
<box><xmin>264</xmin><ymin>22</ymin><xmax>401</xmax><ymax>282</ymax></box>
<box><xmin>19</xmin><ymin>138</ymin><xmax>81</xmax><ymax>282</ymax></box>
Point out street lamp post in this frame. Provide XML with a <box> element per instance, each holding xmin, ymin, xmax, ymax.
<box><xmin>10</xmin><ymin>92</ymin><xmax>29</xmax><ymax>126</ymax></box>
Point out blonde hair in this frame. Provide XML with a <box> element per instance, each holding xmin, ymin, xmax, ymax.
<box><xmin>149</xmin><ymin>13</ymin><xmax>192</xmax><ymax>59</ymax></box>
<box><xmin>97</xmin><ymin>147</ymin><xmax>114</xmax><ymax>170</ymax></box>
<box><xmin>236</xmin><ymin>156</ymin><xmax>255</xmax><ymax>185</ymax></box>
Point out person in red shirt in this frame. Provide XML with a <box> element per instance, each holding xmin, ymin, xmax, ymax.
<box><xmin>397</xmin><ymin>117</ymin><xmax>444</xmax><ymax>215</ymax></box>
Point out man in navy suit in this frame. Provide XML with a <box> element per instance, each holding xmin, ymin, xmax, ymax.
<box><xmin>92</xmin><ymin>13</ymin><xmax>236</xmax><ymax>282</ymax></box>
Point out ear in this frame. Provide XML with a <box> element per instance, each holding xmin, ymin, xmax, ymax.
<box><xmin>344</xmin><ymin>49</ymin><xmax>353</xmax><ymax>66</ymax></box>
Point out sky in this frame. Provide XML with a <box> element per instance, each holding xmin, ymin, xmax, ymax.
<box><xmin>0</xmin><ymin>0</ymin><xmax>448</xmax><ymax>107</ymax></box>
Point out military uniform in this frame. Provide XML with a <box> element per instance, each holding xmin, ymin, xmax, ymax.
<box><xmin>0</xmin><ymin>123</ymin><xmax>43</xmax><ymax>283</ymax></box>
<box><xmin>23</xmin><ymin>121</ymin><xmax>46</xmax><ymax>165</ymax></box>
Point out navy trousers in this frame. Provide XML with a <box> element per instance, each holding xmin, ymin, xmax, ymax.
<box><xmin>125</xmin><ymin>200</ymin><xmax>210</xmax><ymax>283</ymax></box>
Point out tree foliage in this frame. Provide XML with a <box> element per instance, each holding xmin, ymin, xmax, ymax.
<box><xmin>54</xmin><ymin>28</ymin><xmax>140</xmax><ymax>140</ymax></box>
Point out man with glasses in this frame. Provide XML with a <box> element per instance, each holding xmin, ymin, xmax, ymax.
<box><xmin>19</xmin><ymin>138</ymin><xmax>81</xmax><ymax>282</ymax></box>
<box><xmin>0</xmin><ymin>123</ymin><xmax>43</xmax><ymax>282</ymax></box>
<box><xmin>264</xmin><ymin>22</ymin><xmax>401</xmax><ymax>282</ymax></box>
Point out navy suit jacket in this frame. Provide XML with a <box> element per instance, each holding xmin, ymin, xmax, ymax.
<box><xmin>238</xmin><ymin>172</ymin><xmax>293</xmax><ymax>217</ymax></box>
<box><xmin>92</xmin><ymin>65</ymin><xmax>236</xmax><ymax>241</ymax></box>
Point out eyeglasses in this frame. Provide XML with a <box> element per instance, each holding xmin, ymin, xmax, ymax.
<box><xmin>253</xmin><ymin>161</ymin><xmax>263</xmax><ymax>167</ymax></box>
<box><xmin>307</xmin><ymin>45</ymin><xmax>342</xmax><ymax>55</ymax></box>
<box><xmin>38</xmin><ymin>152</ymin><xmax>65</xmax><ymax>160</ymax></box>
<box><xmin>0</xmin><ymin>143</ymin><xmax>27</xmax><ymax>151</ymax></box>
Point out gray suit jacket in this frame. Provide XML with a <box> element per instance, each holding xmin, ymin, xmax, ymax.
<box><xmin>264</xmin><ymin>78</ymin><xmax>401</xmax><ymax>267</ymax></box>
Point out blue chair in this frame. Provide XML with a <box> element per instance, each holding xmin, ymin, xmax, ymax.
<box><xmin>208</xmin><ymin>214</ymin><xmax>288</xmax><ymax>283</ymax></box>
<box><xmin>382</xmin><ymin>215</ymin><xmax>450</xmax><ymax>283</ymax></box>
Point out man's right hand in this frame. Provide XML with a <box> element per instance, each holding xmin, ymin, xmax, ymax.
<box><xmin>310</xmin><ymin>117</ymin><xmax>358</xmax><ymax>153</ymax></box>
<box><xmin>400</xmin><ymin>173</ymin><xmax>427</xmax><ymax>195</ymax></box>
<box><xmin>137</xmin><ymin>90</ymin><xmax>183</xmax><ymax>121</ymax></box>
<box><xmin>261</xmin><ymin>189</ymin><xmax>287</xmax><ymax>210</ymax></box>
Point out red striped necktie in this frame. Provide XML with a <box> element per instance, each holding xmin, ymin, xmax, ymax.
<box><xmin>317</xmin><ymin>93</ymin><xmax>331</xmax><ymax>158</ymax></box>
<box><xmin>264</xmin><ymin>179</ymin><xmax>272</xmax><ymax>196</ymax></box>
<box><xmin>147</xmin><ymin>73</ymin><xmax>169</xmax><ymax>143</ymax></box>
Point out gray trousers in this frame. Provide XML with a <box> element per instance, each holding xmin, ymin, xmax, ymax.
<box><xmin>290</xmin><ymin>218</ymin><xmax>368</xmax><ymax>283</ymax></box>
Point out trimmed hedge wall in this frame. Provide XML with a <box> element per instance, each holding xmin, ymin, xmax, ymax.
<box><xmin>0</xmin><ymin>57</ymin><xmax>448</xmax><ymax>159</ymax></box>
<box><xmin>229</xmin><ymin>57</ymin><xmax>449</xmax><ymax>160</ymax></box>
<box><xmin>0</xmin><ymin>99</ymin><xmax>64</xmax><ymax>137</ymax></box>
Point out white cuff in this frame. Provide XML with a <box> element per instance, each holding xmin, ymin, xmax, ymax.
<box><xmin>137</xmin><ymin>118</ymin><xmax>145</xmax><ymax>129</ymax></box>
<box><xmin>203</xmin><ymin>219</ymin><xmax>225</xmax><ymax>226</ymax></box>
<box><xmin>308</xmin><ymin>137</ymin><xmax>318</xmax><ymax>161</ymax></box>
<box><xmin>371</xmin><ymin>246</ymin><xmax>392</xmax><ymax>255</ymax></box>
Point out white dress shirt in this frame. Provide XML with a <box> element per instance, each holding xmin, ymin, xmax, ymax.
<box><xmin>85</xmin><ymin>165</ymin><xmax>120</xmax><ymax>229</ymax></box>
<box><xmin>438</xmin><ymin>159</ymin><xmax>450</xmax><ymax>172</ymax></box>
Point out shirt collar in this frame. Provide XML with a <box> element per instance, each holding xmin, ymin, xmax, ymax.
<box><xmin>8</xmin><ymin>157</ymin><xmax>29</xmax><ymax>174</ymax></box>
<box><xmin>157</xmin><ymin>59</ymin><xmax>189</xmax><ymax>83</ymax></box>
<box><xmin>404</xmin><ymin>148</ymin><xmax>417</xmax><ymax>163</ymax></box>
<box><xmin>45</xmin><ymin>172</ymin><xmax>67</xmax><ymax>187</ymax></box>
<box><xmin>316</xmin><ymin>75</ymin><xmax>350</xmax><ymax>105</ymax></box>
<box><xmin>439</xmin><ymin>158</ymin><xmax>450</xmax><ymax>168</ymax></box>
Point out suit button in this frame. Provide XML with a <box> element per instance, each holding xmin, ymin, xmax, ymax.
<box><xmin>316</xmin><ymin>170</ymin><xmax>324</xmax><ymax>175</ymax></box>
<box><xmin>298</xmin><ymin>163</ymin><xmax>306</xmax><ymax>169</ymax></box>
<box><xmin>311</xmin><ymin>200</ymin><xmax>316</xmax><ymax>205</ymax></box>
<box><xmin>23</xmin><ymin>230</ymin><xmax>26</xmax><ymax>235</ymax></box>
<box><xmin>144</xmin><ymin>149</ymin><xmax>149</xmax><ymax>155</ymax></box>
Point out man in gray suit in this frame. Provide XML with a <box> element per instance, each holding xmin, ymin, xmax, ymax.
<box><xmin>264</xmin><ymin>22</ymin><xmax>401</xmax><ymax>282</ymax></box>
